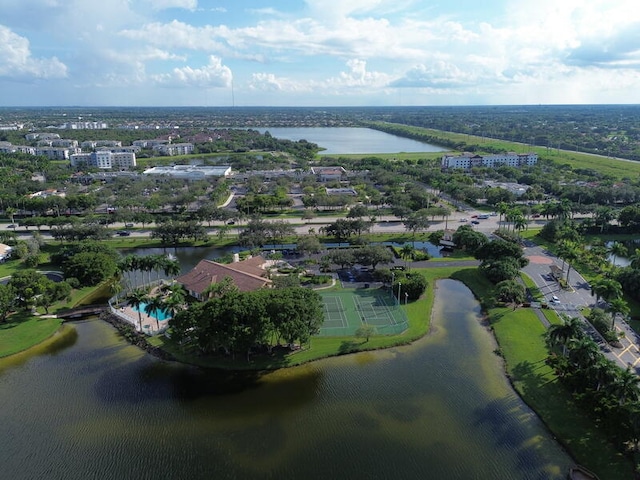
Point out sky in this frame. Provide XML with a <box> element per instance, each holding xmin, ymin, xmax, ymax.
<box><xmin>1</xmin><ymin>0</ymin><xmax>640</xmax><ymax>107</ymax></box>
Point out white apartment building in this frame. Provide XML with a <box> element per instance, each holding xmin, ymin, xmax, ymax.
<box><xmin>70</xmin><ymin>150</ymin><xmax>137</xmax><ymax>170</ymax></box>
<box><xmin>441</xmin><ymin>152</ymin><xmax>538</xmax><ymax>170</ymax></box>
<box><xmin>152</xmin><ymin>143</ymin><xmax>194</xmax><ymax>156</ymax></box>
<box><xmin>81</xmin><ymin>140</ymin><xmax>122</xmax><ymax>149</ymax></box>
<box><xmin>36</xmin><ymin>146</ymin><xmax>80</xmax><ymax>160</ymax></box>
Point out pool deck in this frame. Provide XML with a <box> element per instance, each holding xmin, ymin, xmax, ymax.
<box><xmin>112</xmin><ymin>304</ymin><xmax>171</xmax><ymax>335</ymax></box>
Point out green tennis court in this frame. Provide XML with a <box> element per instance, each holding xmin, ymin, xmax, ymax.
<box><xmin>319</xmin><ymin>287</ymin><xmax>408</xmax><ymax>336</ymax></box>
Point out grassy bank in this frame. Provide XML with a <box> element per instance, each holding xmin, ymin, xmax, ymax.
<box><xmin>0</xmin><ymin>312</ymin><xmax>63</xmax><ymax>358</ymax></box>
<box><xmin>450</xmin><ymin>269</ymin><xmax>634</xmax><ymax>479</ymax></box>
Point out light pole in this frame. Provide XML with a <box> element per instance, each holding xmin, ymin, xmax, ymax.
<box><xmin>405</xmin><ymin>292</ymin><xmax>408</xmax><ymax>306</ymax></box>
<box><xmin>397</xmin><ymin>282</ymin><xmax>401</xmax><ymax>305</ymax></box>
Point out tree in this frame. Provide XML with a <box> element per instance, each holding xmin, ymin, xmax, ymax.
<box><xmin>296</xmin><ymin>235</ymin><xmax>322</xmax><ymax>255</ymax></box>
<box><xmin>546</xmin><ymin>315</ymin><xmax>584</xmax><ymax>357</ymax></box>
<box><xmin>556</xmin><ymin>240</ymin><xmax>581</xmax><ymax>284</ymax></box>
<box><xmin>608</xmin><ymin>297</ymin><xmax>630</xmax><ymax>330</ymax></box>
<box><xmin>8</xmin><ymin>270</ymin><xmax>49</xmax><ymax>309</ymax></box>
<box><xmin>479</xmin><ymin>257</ymin><xmax>522</xmax><ymax>283</ymax></box>
<box><xmin>400</xmin><ymin>244</ymin><xmax>415</xmax><ymax>269</ymax></box>
<box><xmin>608</xmin><ymin>242</ymin><xmax>628</xmax><ymax>267</ymax></box>
<box><xmin>127</xmin><ymin>288</ymin><xmax>149</xmax><ymax>332</ymax></box>
<box><xmin>63</xmin><ymin>252</ymin><xmax>118</xmax><ymax>287</ymax></box>
<box><xmin>494</xmin><ymin>279</ymin><xmax>525</xmax><ymax>307</ymax></box>
<box><xmin>590</xmin><ymin>277</ymin><xmax>623</xmax><ymax>307</ymax></box>
<box><xmin>144</xmin><ymin>294</ymin><xmax>166</xmax><ymax>331</ymax></box>
<box><xmin>355</xmin><ymin>324</ymin><xmax>376</xmax><ymax>343</ymax></box>
<box><xmin>352</xmin><ymin>245</ymin><xmax>394</xmax><ymax>270</ymax></box>
<box><xmin>0</xmin><ymin>284</ymin><xmax>15</xmax><ymax>322</ymax></box>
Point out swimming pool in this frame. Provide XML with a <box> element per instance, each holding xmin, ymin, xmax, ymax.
<box><xmin>133</xmin><ymin>302</ymin><xmax>171</xmax><ymax>321</ymax></box>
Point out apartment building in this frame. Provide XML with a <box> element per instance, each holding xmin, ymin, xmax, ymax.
<box><xmin>441</xmin><ymin>152</ymin><xmax>538</xmax><ymax>170</ymax></box>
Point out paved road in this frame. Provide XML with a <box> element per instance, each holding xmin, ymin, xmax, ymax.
<box><xmin>522</xmin><ymin>241</ymin><xmax>640</xmax><ymax>373</ymax></box>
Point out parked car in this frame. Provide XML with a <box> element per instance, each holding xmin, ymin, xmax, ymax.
<box><xmin>471</xmin><ymin>220</ymin><xmax>480</xmax><ymax>225</ymax></box>
<box><xmin>125</xmin><ymin>223</ymin><xmax>134</xmax><ymax>228</ymax></box>
<box><xmin>116</xmin><ymin>230</ymin><xmax>131</xmax><ymax>237</ymax></box>
<box><xmin>7</xmin><ymin>224</ymin><xmax>16</xmax><ymax>228</ymax></box>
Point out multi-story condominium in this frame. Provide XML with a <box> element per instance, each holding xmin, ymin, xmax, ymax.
<box><xmin>441</xmin><ymin>152</ymin><xmax>538</xmax><ymax>170</ymax></box>
<box><xmin>152</xmin><ymin>143</ymin><xmax>194</xmax><ymax>156</ymax></box>
<box><xmin>111</xmin><ymin>146</ymin><xmax>141</xmax><ymax>154</ymax></box>
<box><xmin>70</xmin><ymin>150</ymin><xmax>136</xmax><ymax>170</ymax></box>
<box><xmin>81</xmin><ymin>140</ymin><xmax>123</xmax><ymax>149</ymax></box>
<box><xmin>25</xmin><ymin>133</ymin><xmax>60</xmax><ymax>141</ymax></box>
<box><xmin>50</xmin><ymin>139</ymin><xmax>79</xmax><ymax>148</ymax></box>
<box><xmin>36</xmin><ymin>146</ymin><xmax>80</xmax><ymax>160</ymax></box>
<box><xmin>59</xmin><ymin>122</ymin><xmax>108</xmax><ymax>129</ymax></box>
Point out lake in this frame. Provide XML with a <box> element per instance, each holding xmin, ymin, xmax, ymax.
<box><xmin>256</xmin><ymin>127</ymin><xmax>447</xmax><ymax>155</ymax></box>
<box><xmin>0</xmin><ymin>280</ymin><xmax>572</xmax><ymax>479</ymax></box>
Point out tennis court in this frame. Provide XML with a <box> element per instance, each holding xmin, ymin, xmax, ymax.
<box><xmin>319</xmin><ymin>287</ymin><xmax>408</xmax><ymax>336</ymax></box>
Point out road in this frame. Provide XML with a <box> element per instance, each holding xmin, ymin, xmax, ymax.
<box><xmin>522</xmin><ymin>241</ymin><xmax>640</xmax><ymax>373</ymax></box>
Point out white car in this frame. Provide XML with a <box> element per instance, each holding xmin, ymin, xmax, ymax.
<box><xmin>460</xmin><ymin>218</ymin><xmax>468</xmax><ymax>222</ymax></box>
<box><xmin>551</xmin><ymin>295</ymin><xmax>560</xmax><ymax>303</ymax></box>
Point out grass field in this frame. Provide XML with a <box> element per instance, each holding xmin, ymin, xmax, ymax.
<box><xmin>319</xmin><ymin>287</ymin><xmax>408</xmax><ymax>336</ymax></box>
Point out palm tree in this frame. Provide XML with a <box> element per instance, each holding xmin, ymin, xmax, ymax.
<box><xmin>5</xmin><ymin>206</ymin><xmax>16</xmax><ymax>225</ymax></box>
<box><xmin>607</xmin><ymin>241</ymin><xmax>627</xmax><ymax>267</ymax></box>
<box><xmin>513</xmin><ymin>214</ymin><xmax>528</xmax><ymax>236</ymax></box>
<box><xmin>400</xmin><ymin>243</ymin><xmax>415</xmax><ymax>269</ymax></box>
<box><xmin>590</xmin><ymin>277</ymin><xmax>623</xmax><ymax>307</ymax></box>
<box><xmin>126</xmin><ymin>288</ymin><xmax>149</xmax><ymax>332</ymax></box>
<box><xmin>546</xmin><ymin>315</ymin><xmax>583</xmax><ymax>357</ymax></box>
<box><xmin>163</xmin><ymin>287</ymin><xmax>185</xmax><ymax>318</ymax></box>
<box><xmin>629</xmin><ymin>248</ymin><xmax>640</xmax><ymax>269</ymax></box>
<box><xmin>567</xmin><ymin>336</ymin><xmax>600</xmax><ymax>370</ymax></box>
<box><xmin>557</xmin><ymin>240</ymin><xmax>581</xmax><ymax>284</ymax></box>
<box><xmin>162</xmin><ymin>257</ymin><xmax>181</xmax><ymax>279</ymax></box>
<box><xmin>611</xmin><ymin>366</ymin><xmax>640</xmax><ymax>405</ymax></box>
<box><xmin>144</xmin><ymin>294</ymin><xmax>166</xmax><ymax>331</ymax></box>
<box><xmin>608</xmin><ymin>296</ymin><xmax>630</xmax><ymax>331</ymax></box>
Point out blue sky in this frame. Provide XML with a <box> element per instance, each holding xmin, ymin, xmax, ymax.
<box><xmin>1</xmin><ymin>0</ymin><xmax>639</xmax><ymax>107</ymax></box>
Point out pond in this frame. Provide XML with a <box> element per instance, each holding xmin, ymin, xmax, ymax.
<box><xmin>0</xmin><ymin>279</ymin><xmax>572</xmax><ymax>479</ymax></box>
<box><xmin>255</xmin><ymin>127</ymin><xmax>448</xmax><ymax>155</ymax></box>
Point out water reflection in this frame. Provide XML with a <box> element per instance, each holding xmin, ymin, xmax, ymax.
<box><xmin>0</xmin><ymin>280</ymin><xmax>572</xmax><ymax>480</ymax></box>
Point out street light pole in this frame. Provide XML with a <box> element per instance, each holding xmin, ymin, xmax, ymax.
<box><xmin>397</xmin><ymin>282</ymin><xmax>401</xmax><ymax>305</ymax></box>
<box><xmin>405</xmin><ymin>292</ymin><xmax>408</xmax><ymax>305</ymax></box>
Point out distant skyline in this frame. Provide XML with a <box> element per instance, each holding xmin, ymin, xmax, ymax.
<box><xmin>1</xmin><ymin>0</ymin><xmax>639</xmax><ymax>107</ymax></box>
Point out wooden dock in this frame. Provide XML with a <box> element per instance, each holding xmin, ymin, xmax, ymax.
<box><xmin>57</xmin><ymin>305</ymin><xmax>108</xmax><ymax>319</ymax></box>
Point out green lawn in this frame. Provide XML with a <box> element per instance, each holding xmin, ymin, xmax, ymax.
<box><xmin>0</xmin><ymin>312</ymin><xmax>63</xmax><ymax>358</ymax></box>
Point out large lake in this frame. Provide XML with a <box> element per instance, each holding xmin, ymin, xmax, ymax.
<box><xmin>256</xmin><ymin>127</ymin><xmax>447</xmax><ymax>155</ymax></box>
<box><xmin>0</xmin><ymin>280</ymin><xmax>572</xmax><ymax>479</ymax></box>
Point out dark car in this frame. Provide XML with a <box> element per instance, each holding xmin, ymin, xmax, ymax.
<box><xmin>471</xmin><ymin>220</ymin><xmax>480</xmax><ymax>224</ymax></box>
<box><xmin>116</xmin><ymin>230</ymin><xmax>131</xmax><ymax>236</ymax></box>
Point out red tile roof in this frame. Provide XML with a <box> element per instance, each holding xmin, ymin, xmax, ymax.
<box><xmin>176</xmin><ymin>256</ymin><xmax>270</xmax><ymax>297</ymax></box>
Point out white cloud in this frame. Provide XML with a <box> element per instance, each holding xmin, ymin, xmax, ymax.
<box><xmin>152</xmin><ymin>55</ymin><xmax>232</xmax><ymax>88</ymax></box>
<box><xmin>0</xmin><ymin>25</ymin><xmax>67</xmax><ymax>79</ymax></box>
<box><xmin>143</xmin><ymin>0</ymin><xmax>197</xmax><ymax>11</ymax></box>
